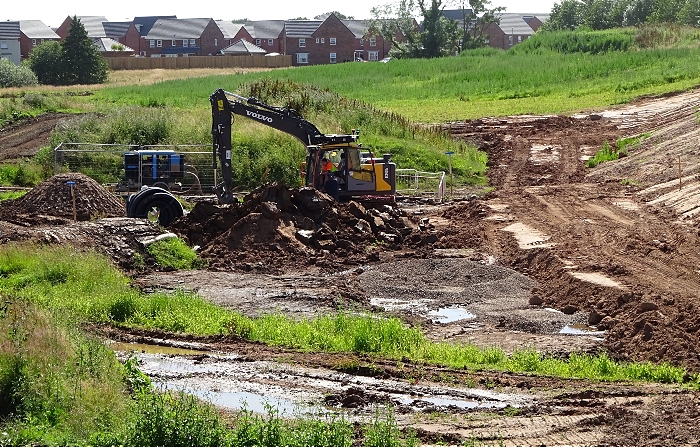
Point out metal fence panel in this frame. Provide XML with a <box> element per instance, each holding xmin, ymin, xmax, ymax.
<box><xmin>396</xmin><ymin>169</ymin><xmax>445</xmax><ymax>202</ymax></box>
<box><xmin>53</xmin><ymin>143</ymin><xmax>218</xmax><ymax>195</ymax></box>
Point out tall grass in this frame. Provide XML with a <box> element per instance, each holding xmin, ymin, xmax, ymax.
<box><xmin>92</xmin><ymin>33</ymin><xmax>700</xmax><ymax>123</ymax></box>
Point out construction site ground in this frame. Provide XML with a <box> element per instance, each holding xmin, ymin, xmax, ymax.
<box><xmin>3</xmin><ymin>90</ymin><xmax>700</xmax><ymax>446</ymax></box>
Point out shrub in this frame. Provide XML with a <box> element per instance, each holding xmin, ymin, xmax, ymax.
<box><xmin>0</xmin><ymin>59</ymin><xmax>38</xmax><ymax>88</ymax></box>
<box><xmin>146</xmin><ymin>237</ymin><xmax>205</xmax><ymax>270</ymax></box>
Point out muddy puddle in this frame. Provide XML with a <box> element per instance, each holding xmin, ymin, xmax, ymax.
<box><xmin>112</xmin><ymin>341</ymin><xmax>534</xmax><ymax>418</ymax></box>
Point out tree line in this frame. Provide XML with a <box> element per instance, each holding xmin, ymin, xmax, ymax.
<box><xmin>544</xmin><ymin>0</ymin><xmax>700</xmax><ymax>31</ymax></box>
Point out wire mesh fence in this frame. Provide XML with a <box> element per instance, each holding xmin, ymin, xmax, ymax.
<box><xmin>53</xmin><ymin>143</ymin><xmax>219</xmax><ymax>196</ymax></box>
<box><xmin>396</xmin><ymin>169</ymin><xmax>446</xmax><ymax>202</ymax></box>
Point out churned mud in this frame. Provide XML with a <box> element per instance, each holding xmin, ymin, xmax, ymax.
<box><xmin>4</xmin><ymin>90</ymin><xmax>700</xmax><ymax>445</ymax></box>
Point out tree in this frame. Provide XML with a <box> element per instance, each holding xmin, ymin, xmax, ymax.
<box><xmin>369</xmin><ymin>0</ymin><xmax>423</xmax><ymax>58</ymax></box>
<box><xmin>60</xmin><ymin>16</ymin><xmax>108</xmax><ymax>85</ymax></box>
<box><xmin>677</xmin><ymin>0</ymin><xmax>700</xmax><ymax>26</ymax></box>
<box><xmin>623</xmin><ymin>0</ymin><xmax>654</xmax><ymax>26</ymax></box>
<box><xmin>0</xmin><ymin>59</ymin><xmax>38</xmax><ymax>88</ymax></box>
<box><xmin>314</xmin><ymin>11</ymin><xmax>355</xmax><ymax>20</ymax></box>
<box><xmin>582</xmin><ymin>0</ymin><xmax>616</xmax><ymax>30</ymax></box>
<box><xmin>27</xmin><ymin>40</ymin><xmax>63</xmax><ymax>85</ymax></box>
<box><xmin>542</xmin><ymin>0</ymin><xmax>585</xmax><ymax>30</ymax></box>
<box><xmin>450</xmin><ymin>0</ymin><xmax>505</xmax><ymax>51</ymax></box>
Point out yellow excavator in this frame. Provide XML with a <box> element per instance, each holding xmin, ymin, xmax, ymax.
<box><xmin>126</xmin><ymin>89</ymin><xmax>396</xmax><ymax>225</ymax></box>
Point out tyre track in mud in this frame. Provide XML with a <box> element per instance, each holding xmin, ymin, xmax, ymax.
<box><xmin>0</xmin><ymin>113</ymin><xmax>72</xmax><ymax>161</ymax></box>
<box><xmin>448</xmin><ymin>89</ymin><xmax>700</xmax><ymax>371</ymax></box>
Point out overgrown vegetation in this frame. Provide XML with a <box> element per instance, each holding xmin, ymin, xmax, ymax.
<box><xmin>146</xmin><ymin>237</ymin><xmax>206</xmax><ymax>270</ymax></box>
<box><xmin>587</xmin><ymin>133</ymin><xmax>650</xmax><ymax>167</ymax></box>
<box><xmin>0</xmin><ymin>59</ymin><xmax>38</xmax><ymax>88</ymax></box>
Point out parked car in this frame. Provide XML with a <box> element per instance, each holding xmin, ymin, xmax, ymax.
<box><xmin>380</xmin><ymin>57</ymin><xmax>392</xmax><ymax>63</ymax></box>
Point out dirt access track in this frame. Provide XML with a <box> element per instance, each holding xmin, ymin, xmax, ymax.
<box><xmin>4</xmin><ymin>90</ymin><xmax>700</xmax><ymax>445</ymax></box>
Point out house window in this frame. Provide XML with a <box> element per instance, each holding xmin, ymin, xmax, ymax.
<box><xmin>157</xmin><ymin>40</ymin><xmax>162</xmax><ymax>48</ymax></box>
<box><xmin>268</xmin><ymin>39</ymin><xmax>273</xmax><ymax>46</ymax></box>
<box><xmin>299</xmin><ymin>38</ymin><xmax>306</xmax><ymax>47</ymax></box>
<box><xmin>359</xmin><ymin>39</ymin><xmax>364</xmax><ymax>46</ymax></box>
<box><xmin>517</xmin><ymin>35</ymin><xmax>522</xmax><ymax>43</ymax></box>
<box><xmin>508</xmin><ymin>35</ymin><xmax>513</xmax><ymax>46</ymax></box>
<box><xmin>190</xmin><ymin>39</ymin><xmax>195</xmax><ymax>46</ymax></box>
<box><xmin>321</xmin><ymin>38</ymin><xmax>325</xmax><ymax>43</ymax></box>
<box><xmin>354</xmin><ymin>50</ymin><xmax>363</xmax><ymax>61</ymax></box>
<box><xmin>330</xmin><ymin>52</ymin><xmax>336</xmax><ymax>63</ymax></box>
<box><xmin>484</xmin><ymin>36</ymin><xmax>490</xmax><ymax>44</ymax></box>
<box><xmin>368</xmin><ymin>51</ymin><xmax>378</xmax><ymax>61</ymax></box>
<box><xmin>32</xmin><ymin>39</ymin><xmax>36</xmax><ymax>47</ymax></box>
<box><xmin>316</xmin><ymin>38</ymin><xmax>319</xmax><ymax>43</ymax></box>
<box><xmin>172</xmin><ymin>40</ymin><xmax>176</xmax><ymax>46</ymax></box>
<box><xmin>329</xmin><ymin>37</ymin><xmax>336</xmax><ymax>45</ymax></box>
<box><xmin>369</xmin><ymin>37</ymin><xmax>377</xmax><ymax>46</ymax></box>
<box><xmin>255</xmin><ymin>38</ymin><xmax>261</xmax><ymax>46</ymax></box>
<box><xmin>214</xmin><ymin>39</ymin><xmax>218</xmax><ymax>46</ymax></box>
<box><xmin>184</xmin><ymin>40</ymin><xmax>189</xmax><ymax>47</ymax></box>
<box><xmin>297</xmin><ymin>53</ymin><xmax>308</xmax><ymax>64</ymax></box>
<box><xmin>149</xmin><ymin>40</ymin><xmax>155</xmax><ymax>48</ymax></box>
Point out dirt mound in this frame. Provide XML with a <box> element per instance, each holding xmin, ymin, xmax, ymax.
<box><xmin>171</xmin><ymin>183</ymin><xmax>438</xmax><ymax>273</ymax></box>
<box><xmin>0</xmin><ymin>173</ymin><xmax>126</xmax><ymax>224</ymax></box>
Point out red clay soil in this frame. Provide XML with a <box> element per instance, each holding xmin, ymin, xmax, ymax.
<box><xmin>440</xmin><ymin>89</ymin><xmax>700</xmax><ymax>371</ymax></box>
<box><xmin>170</xmin><ymin>182</ymin><xmax>437</xmax><ymax>274</ymax></box>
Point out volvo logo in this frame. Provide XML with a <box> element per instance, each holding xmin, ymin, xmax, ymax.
<box><xmin>246</xmin><ymin>110</ymin><xmax>273</xmax><ymax>123</ymax></box>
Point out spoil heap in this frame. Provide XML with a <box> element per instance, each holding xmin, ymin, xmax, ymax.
<box><xmin>171</xmin><ymin>183</ymin><xmax>437</xmax><ymax>273</ymax></box>
<box><xmin>0</xmin><ymin>173</ymin><xmax>126</xmax><ymax>224</ymax></box>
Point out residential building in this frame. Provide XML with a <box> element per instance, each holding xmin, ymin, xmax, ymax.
<box><xmin>244</xmin><ymin>20</ymin><xmax>285</xmax><ymax>55</ymax></box>
<box><xmin>482</xmin><ymin>13</ymin><xmax>548</xmax><ymax>49</ymax></box>
<box><xmin>141</xmin><ymin>17</ymin><xmax>225</xmax><ymax>57</ymax></box>
<box><xmin>282</xmin><ymin>14</ymin><xmax>391</xmax><ymax>66</ymax></box>
<box><xmin>56</xmin><ymin>16</ymin><xmax>139</xmax><ymax>56</ymax></box>
<box><xmin>220</xmin><ymin>39</ymin><xmax>266</xmax><ymax>55</ymax></box>
<box><xmin>216</xmin><ymin>21</ymin><xmax>252</xmax><ymax>48</ymax></box>
<box><xmin>18</xmin><ymin>20</ymin><xmax>60</xmax><ymax>59</ymax></box>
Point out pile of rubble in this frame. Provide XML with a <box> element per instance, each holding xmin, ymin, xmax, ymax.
<box><xmin>171</xmin><ymin>183</ymin><xmax>438</xmax><ymax>273</ymax></box>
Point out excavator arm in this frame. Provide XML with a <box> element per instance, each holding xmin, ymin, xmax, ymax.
<box><xmin>210</xmin><ymin>88</ymin><xmax>394</xmax><ymax>203</ymax></box>
<box><xmin>210</xmin><ymin>88</ymin><xmax>365</xmax><ymax>202</ymax></box>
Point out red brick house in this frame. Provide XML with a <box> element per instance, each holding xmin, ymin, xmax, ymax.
<box><xmin>141</xmin><ymin>18</ymin><xmax>225</xmax><ymax>57</ymax></box>
<box><xmin>282</xmin><ymin>14</ymin><xmax>391</xmax><ymax>66</ymax></box>
<box><xmin>55</xmin><ymin>16</ymin><xmax>136</xmax><ymax>56</ymax></box>
<box><xmin>18</xmin><ymin>20</ymin><xmax>60</xmax><ymax>59</ymax></box>
<box><xmin>244</xmin><ymin>21</ymin><xmax>285</xmax><ymax>55</ymax></box>
<box><xmin>216</xmin><ymin>21</ymin><xmax>252</xmax><ymax>49</ymax></box>
<box><xmin>481</xmin><ymin>13</ymin><xmax>548</xmax><ymax>50</ymax></box>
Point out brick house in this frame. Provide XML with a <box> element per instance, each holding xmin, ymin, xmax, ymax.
<box><xmin>481</xmin><ymin>13</ymin><xmax>548</xmax><ymax>49</ymax></box>
<box><xmin>56</xmin><ymin>16</ymin><xmax>137</xmax><ymax>56</ymax></box>
<box><xmin>0</xmin><ymin>22</ymin><xmax>21</xmax><ymax>65</ymax></box>
<box><xmin>283</xmin><ymin>14</ymin><xmax>391</xmax><ymax>66</ymax></box>
<box><xmin>141</xmin><ymin>18</ymin><xmax>225</xmax><ymax>57</ymax></box>
<box><xmin>244</xmin><ymin>20</ymin><xmax>285</xmax><ymax>54</ymax></box>
<box><xmin>18</xmin><ymin>20</ymin><xmax>60</xmax><ymax>59</ymax></box>
<box><xmin>216</xmin><ymin>21</ymin><xmax>253</xmax><ymax>50</ymax></box>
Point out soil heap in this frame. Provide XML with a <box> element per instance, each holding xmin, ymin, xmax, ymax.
<box><xmin>0</xmin><ymin>173</ymin><xmax>126</xmax><ymax>225</ymax></box>
<box><xmin>171</xmin><ymin>183</ymin><xmax>439</xmax><ymax>273</ymax></box>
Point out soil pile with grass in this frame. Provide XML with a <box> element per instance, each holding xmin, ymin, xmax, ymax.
<box><xmin>171</xmin><ymin>183</ymin><xmax>439</xmax><ymax>273</ymax></box>
<box><xmin>0</xmin><ymin>173</ymin><xmax>126</xmax><ymax>224</ymax></box>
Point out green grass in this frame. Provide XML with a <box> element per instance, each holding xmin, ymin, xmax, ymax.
<box><xmin>89</xmin><ymin>33</ymin><xmax>700</xmax><ymax>123</ymax></box>
<box><xmin>587</xmin><ymin>132</ymin><xmax>651</xmax><ymax>168</ymax></box>
<box><xmin>146</xmin><ymin>237</ymin><xmax>206</xmax><ymax>270</ymax></box>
